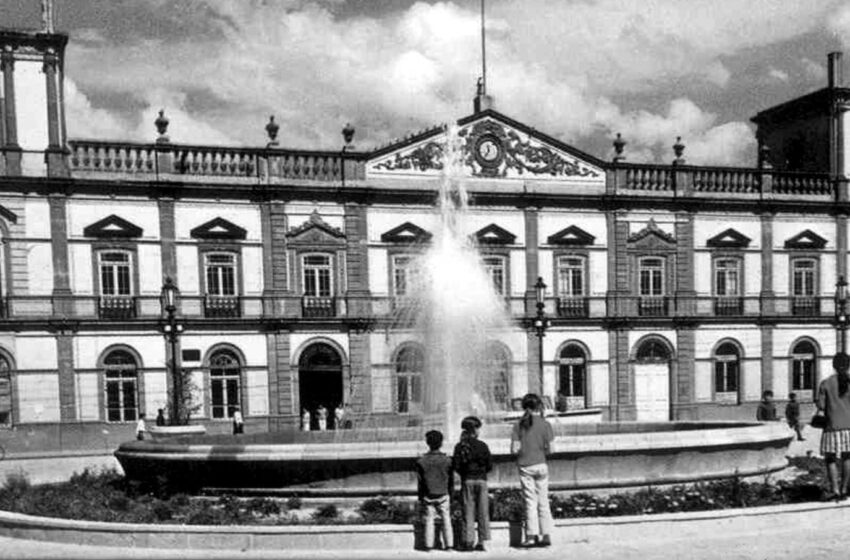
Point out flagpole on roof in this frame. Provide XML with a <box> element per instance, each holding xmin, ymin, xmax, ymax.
<box><xmin>480</xmin><ymin>0</ymin><xmax>487</xmax><ymax>95</ymax></box>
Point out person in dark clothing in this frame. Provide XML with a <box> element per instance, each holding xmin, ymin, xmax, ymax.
<box><xmin>453</xmin><ymin>416</ymin><xmax>492</xmax><ymax>552</ymax></box>
<box><xmin>416</xmin><ymin>430</ymin><xmax>454</xmax><ymax>551</ymax></box>
<box><xmin>756</xmin><ymin>390</ymin><xmax>777</xmax><ymax>421</ymax></box>
<box><xmin>155</xmin><ymin>408</ymin><xmax>166</xmax><ymax>427</ymax></box>
<box><xmin>785</xmin><ymin>392</ymin><xmax>804</xmax><ymax>441</ymax></box>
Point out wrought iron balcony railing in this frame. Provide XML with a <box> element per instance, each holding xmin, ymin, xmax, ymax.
<box><xmin>791</xmin><ymin>296</ymin><xmax>820</xmax><ymax>317</ymax></box>
<box><xmin>638</xmin><ymin>296</ymin><xmax>669</xmax><ymax>317</ymax></box>
<box><xmin>98</xmin><ymin>296</ymin><xmax>137</xmax><ymax>320</ymax></box>
<box><xmin>204</xmin><ymin>295</ymin><xmax>241</xmax><ymax>318</ymax></box>
<box><xmin>714</xmin><ymin>297</ymin><xmax>744</xmax><ymax>316</ymax></box>
<box><xmin>556</xmin><ymin>297</ymin><xmax>589</xmax><ymax>318</ymax></box>
<box><xmin>302</xmin><ymin>296</ymin><xmax>336</xmax><ymax>318</ymax></box>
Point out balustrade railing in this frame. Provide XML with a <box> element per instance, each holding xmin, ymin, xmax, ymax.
<box><xmin>556</xmin><ymin>297</ymin><xmax>589</xmax><ymax>318</ymax></box>
<box><xmin>204</xmin><ymin>296</ymin><xmax>241</xmax><ymax>318</ymax></box>
<box><xmin>99</xmin><ymin>296</ymin><xmax>137</xmax><ymax>320</ymax></box>
<box><xmin>302</xmin><ymin>296</ymin><xmax>336</xmax><ymax>318</ymax></box>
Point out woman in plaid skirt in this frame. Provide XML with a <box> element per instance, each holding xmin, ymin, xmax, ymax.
<box><xmin>816</xmin><ymin>352</ymin><xmax>850</xmax><ymax>500</ymax></box>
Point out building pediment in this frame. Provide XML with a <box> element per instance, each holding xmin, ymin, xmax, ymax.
<box><xmin>380</xmin><ymin>222</ymin><xmax>432</xmax><ymax>244</ymax></box>
<box><xmin>707</xmin><ymin>228</ymin><xmax>751</xmax><ymax>248</ymax></box>
<box><xmin>785</xmin><ymin>229</ymin><xmax>827</xmax><ymax>249</ymax></box>
<box><xmin>628</xmin><ymin>219</ymin><xmax>676</xmax><ymax>247</ymax></box>
<box><xmin>83</xmin><ymin>215</ymin><xmax>143</xmax><ymax>238</ymax></box>
<box><xmin>286</xmin><ymin>211</ymin><xmax>345</xmax><ymax>244</ymax></box>
<box><xmin>190</xmin><ymin>217</ymin><xmax>247</xmax><ymax>240</ymax></box>
<box><xmin>548</xmin><ymin>225</ymin><xmax>595</xmax><ymax>246</ymax></box>
<box><xmin>472</xmin><ymin>223</ymin><xmax>516</xmax><ymax>245</ymax></box>
<box><xmin>367</xmin><ymin>110</ymin><xmax>604</xmax><ymax>182</ymax></box>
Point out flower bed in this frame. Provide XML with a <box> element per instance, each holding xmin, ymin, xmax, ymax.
<box><xmin>0</xmin><ymin>457</ymin><xmax>827</xmax><ymax>526</ymax></box>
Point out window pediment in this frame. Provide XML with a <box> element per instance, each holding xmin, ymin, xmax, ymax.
<box><xmin>473</xmin><ymin>223</ymin><xmax>516</xmax><ymax>245</ymax></box>
<box><xmin>381</xmin><ymin>222</ymin><xmax>432</xmax><ymax>244</ymax></box>
<box><xmin>83</xmin><ymin>215</ymin><xmax>143</xmax><ymax>238</ymax></box>
<box><xmin>548</xmin><ymin>225</ymin><xmax>595</xmax><ymax>246</ymax></box>
<box><xmin>707</xmin><ymin>228</ymin><xmax>751</xmax><ymax>248</ymax></box>
<box><xmin>628</xmin><ymin>219</ymin><xmax>676</xmax><ymax>248</ymax></box>
<box><xmin>190</xmin><ymin>217</ymin><xmax>247</xmax><ymax>240</ymax></box>
<box><xmin>286</xmin><ymin>211</ymin><xmax>346</xmax><ymax>244</ymax></box>
<box><xmin>785</xmin><ymin>229</ymin><xmax>827</xmax><ymax>250</ymax></box>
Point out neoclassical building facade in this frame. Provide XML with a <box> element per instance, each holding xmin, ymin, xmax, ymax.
<box><xmin>0</xmin><ymin>27</ymin><xmax>849</xmax><ymax>441</ymax></box>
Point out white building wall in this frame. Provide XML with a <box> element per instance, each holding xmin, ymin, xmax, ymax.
<box><xmin>24</xmin><ymin>198</ymin><xmax>51</xmax><ymax>239</ymax></box>
<box><xmin>694</xmin><ymin>252</ymin><xmax>711</xmax><ymax>293</ymax></box>
<box><xmin>176</xmin><ymin>245</ymin><xmax>199</xmax><ymax>294</ymax></box>
<box><xmin>179</xmin><ymin>334</ymin><xmax>268</xmax><ymax>367</ymax></box>
<box><xmin>773</xmin><ymin>253</ymin><xmax>789</xmax><ymax>295</ymax></box>
<box><xmin>588</xmin><ymin>251</ymin><xmax>607</xmax><ymax>296</ymax></box>
<box><xmin>137</xmin><ymin>245</ymin><xmax>163</xmax><ymax>294</ymax></box>
<box><xmin>67</xmin><ymin>199</ymin><xmax>160</xmax><ymax>239</ymax></box>
<box><xmin>188</xmin><ymin>370</ymin><xmax>205</xmax><ymax>419</ymax></box>
<box><xmin>143</xmin><ymin>371</ymin><xmax>168</xmax><ymax>417</ymax></box>
<box><xmin>247</xmin><ymin>370</ymin><xmax>269</xmax><ymax>415</ymax></box>
<box><xmin>290</xmin><ymin>333</ymin><xmax>348</xmax><ymax>363</ymax></box>
<box><xmin>14</xmin><ymin>61</ymin><xmax>48</xmax><ymax>151</ymax></box>
<box><xmin>74</xmin><ymin>334</ymin><xmax>165</xmax><ymax>370</ymax></box>
<box><xmin>742</xmin><ymin>360</ymin><xmax>762</xmax><ymax>401</ymax></box>
<box><xmin>26</xmin><ymin>243</ymin><xmax>53</xmax><ymax>295</ymax></box>
<box><xmin>367</xmin><ymin>207</ymin><xmax>435</xmax><ymax>242</ymax></box>
<box><xmin>510</xmin><ymin>250</ymin><xmax>526</xmax><ymax>296</ymax></box>
<box><xmin>538</xmin><ymin>212</ymin><xmax>607</xmax><ymax>246</ymax></box>
<box><xmin>464</xmin><ymin>210</ymin><xmax>525</xmax><ymax>244</ymax></box>
<box><xmin>773</xmin><ymin>218</ymin><xmax>834</xmax><ymax>249</ymax></box>
<box><xmin>18</xmin><ymin>375</ymin><xmax>60</xmax><ymax>423</ymax></box>
<box><xmin>744</xmin><ymin>253</ymin><xmax>762</xmax><ymax>294</ymax></box>
<box><xmin>241</xmin><ymin>246</ymin><xmax>264</xmax><ymax>295</ymax></box>
<box><xmin>588</xmin><ymin>363</ymin><xmax>609</xmax><ymax>406</ymax></box>
<box><xmin>368</xmin><ymin>247</ymin><xmax>389</xmax><ymax>295</ymax></box>
<box><xmin>693</xmin><ymin>216</ymin><xmax>762</xmax><ymax>248</ymax></box>
<box><xmin>75</xmin><ymin>373</ymin><xmax>100</xmax><ymax>420</ymax></box>
<box><xmin>69</xmin><ymin>244</ymin><xmax>93</xmax><ymax>295</ymax></box>
<box><xmin>772</xmin><ymin>359</ymin><xmax>790</xmax><ymax>399</ymax></box>
<box><xmin>16</xmin><ymin>336</ymin><xmax>57</xmax><ymax>370</ymax></box>
<box><xmin>694</xmin><ymin>361</ymin><xmax>712</xmax><ymax>402</ymax></box>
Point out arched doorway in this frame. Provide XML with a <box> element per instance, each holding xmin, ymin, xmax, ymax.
<box><xmin>0</xmin><ymin>354</ymin><xmax>12</xmax><ymax>427</ymax></box>
<box><xmin>633</xmin><ymin>338</ymin><xmax>672</xmax><ymax>421</ymax></box>
<box><xmin>298</xmin><ymin>342</ymin><xmax>344</xmax><ymax>430</ymax></box>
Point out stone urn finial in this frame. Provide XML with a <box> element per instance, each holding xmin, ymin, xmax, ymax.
<box><xmin>342</xmin><ymin>122</ymin><xmax>355</xmax><ymax>150</ymax></box>
<box><xmin>265</xmin><ymin>115</ymin><xmax>280</xmax><ymax>146</ymax></box>
<box><xmin>673</xmin><ymin>136</ymin><xmax>685</xmax><ymax>164</ymax></box>
<box><xmin>155</xmin><ymin>109</ymin><xmax>170</xmax><ymax>143</ymax></box>
<box><xmin>613</xmin><ymin>133</ymin><xmax>626</xmax><ymax>163</ymax></box>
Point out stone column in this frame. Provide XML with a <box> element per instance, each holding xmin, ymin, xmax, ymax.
<box><xmin>269</xmin><ymin>202</ymin><xmax>290</xmax><ymax>316</ymax></box>
<box><xmin>760</xmin><ymin>213</ymin><xmax>774</xmax><ymax>314</ymax></box>
<box><xmin>675</xmin><ymin>327</ymin><xmax>697</xmax><ymax>420</ymax></box>
<box><xmin>56</xmin><ymin>331</ymin><xmax>76</xmax><ymax>421</ymax></box>
<box><xmin>347</xmin><ymin>332</ymin><xmax>372</xmax><ymax>415</ymax></box>
<box><xmin>674</xmin><ymin>212</ymin><xmax>696</xmax><ymax>316</ymax></box>
<box><xmin>158</xmin><ymin>198</ymin><xmax>177</xmax><ymax>282</ymax></box>
<box><xmin>0</xmin><ymin>48</ymin><xmax>20</xmax><ymax>175</ymax></box>
<box><xmin>523</xmin><ymin>207</ymin><xmax>540</xmax><ymax>393</ymax></box>
<box><xmin>43</xmin><ymin>48</ymin><xmax>67</xmax><ymax>178</ymax></box>
<box><xmin>344</xmin><ymin>202</ymin><xmax>371</xmax><ymax>316</ymax></box>
<box><xmin>48</xmin><ymin>194</ymin><xmax>72</xmax><ymax>316</ymax></box>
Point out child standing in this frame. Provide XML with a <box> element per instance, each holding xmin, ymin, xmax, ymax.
<box><xmin>453</xmin><ymin>416</ymin><xmax>492</xmax><ymax>552</ymax></box>
<box><xmin>136</xmin><ymin>413</ymin><xmax>147</xmax><ymax>441</ymax></box>
<box><xmin>416</xmin><ymin>430</ymin><xmax>454</xmax><ymax>551</ymax></box>
<box><xmin>756</xmin><ymin>390</ymin><xmax>777</xmax><ymax>421</ymax></box>
<box><xmin>785</xmin><ymin>392</ymin><xmax>805</xmax><ymax>441</ymax></box>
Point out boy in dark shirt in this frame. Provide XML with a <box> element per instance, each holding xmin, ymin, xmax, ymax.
<box><xmin>453</xmin><ymin>416</ymin><xmax>492</xmax><ymax>552</ymax></box>
<box><xmin>416</xmin><ymin>430</ymin><xmax>454</xmax><ymax>551</ymax></box>
<box><xmin>756</xmin><ymin>390</ymin><xmax>777</xmax><ymax>421</ymax></box>
<box><xmin>785</xmin><ymin>392</ymin><xmax>804</xmax><ymax>441</ymax></box>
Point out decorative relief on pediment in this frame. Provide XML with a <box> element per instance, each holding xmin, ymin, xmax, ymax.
<box><xmin>368</xmin><ymin>117</ymin><xmax>603</xmax><ymax>181</ymax></box>
<box><xmin>286</xmin><ymin>211</ymin><xmax>345</xmax><ymax>244</ymax></box>
<box><xmin>628</xmin><ymin>219</ymin><xmax>676</xmax><ymax>247</ymax></box>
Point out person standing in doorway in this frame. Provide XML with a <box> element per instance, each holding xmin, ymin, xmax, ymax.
<box><xmin>785</xmin><ymin>392</ymin><xmax>804</xmax><ymax>441</ymax></box>
<box><xmin>231</xmin><ymin>406</ymin><xmax>244</xmax><ymax>435</ymax></box>
<box><xmin>334</xmin><ymin>402</ymin><xmax>346</xmax><ymax>430</ymax></box>
<box><xmin>316</xmin><ymin>404</ymin><xmax>328</xmax><ymax>431</ymax></box>
<box><xmin>817</xmin><ymin>353</ymin><xmax>850</xmax><ymax>500</ymax></box>
<box><xmin>510</xmin><ymin>393</ymin><xmax>554</xmax><ymax>548</ymax></box>
<box><xmin>301</xmin><ymin>408</ymin><xmax>311</xmax><ymax>432</ymax></box>
<box><xmin>155</xmin><ymin>408</ymin><xmax>166</xmax><ymax>427</ymax></box>
<box><xmin>453</xmin><ymin>416</ymin><xmax>492</xmax><ymax>552</ymax></box>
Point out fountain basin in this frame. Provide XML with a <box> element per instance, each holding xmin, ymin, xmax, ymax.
<box><xmin>115</xmin><ymin>422</ymin><xmax>793</xmax><ymax>496</ymax></box>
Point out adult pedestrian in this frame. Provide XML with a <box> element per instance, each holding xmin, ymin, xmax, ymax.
<box><xmin>316</xmin><ymin>404</ymin><xmax>328</xmax><ymax>431</ymax></box>
<box><xmin>816</xmin><ymin>353</ymin><xmax>850</xmax><ymax>500</ymax></box>
<box><xmin>231</xmin><ymin>406</ymin><xmax>244</xmax><ymax>435</ymax></box>
<box><xmin>334</xmin><ymin>402</ymin><xmax>346</xmax><ymax>430</ymax></box>
<box><xmin>155</xmin><ymin>408</ymin><xmax>166</xmax><ymax>427</ymax></box>
<box><xmin>756</xmin><ymin>390</ymin><xmax>777</xmax><ymax>421</ymax></box>
<box><xmin>510</xmin><ymin>393</ymin><xmax>554</xmax><ymax>548</ymax></box>
<box><xmin>301</xmin><ymin>408</ymin><xmax>311</xmax><ymax>432</ymax></box>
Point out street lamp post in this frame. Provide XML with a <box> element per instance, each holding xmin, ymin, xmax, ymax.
<box><xmin>533</xmin><ymin>277</ymin><xmax>550</xmax><ymax>397</ymax></box>
<box><xmin>161</xmin><ymin>277</ymin><xmax>184</xmax><ymax>426</ymax></box>
<box><xmin>836</xmin><ymin>276</ymin><xmax>849</xmax><ymax>355</ymax></box>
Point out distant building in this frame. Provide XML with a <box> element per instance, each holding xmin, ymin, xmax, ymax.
<box><xmin>0</xmin><ymin>26</ymin><xmax>848</xmax><ymax>442</ymax></box>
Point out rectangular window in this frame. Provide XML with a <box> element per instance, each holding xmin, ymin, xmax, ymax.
<box><xmin>392</xmin><ymin>255</ymin><xmax>419</xmax><ymax>297</ymax></box>
<box><xmin>99</xmin><ymin>252</ymin><xmax>132</xmax><ymax>296</ymax></box>
<box><xmin>792</xmin><ymin>355</ymin><xmax>815</xmax><ymax>391</ymax></box>
<box><xmin>557</xmin><ymin>256</ymin><xmax>585</xmax><ymax>297</ymax></box>
<box><xmin>714</xmin><ymin>259</ymin><xmax>740</xmax><ymax>296</ymax></box>
<box><xmin>714</xmin><ymin>360</ymin><xmax>739</xmax><ymax>393</ymax></box>
<box><xmin>303</xmin><ymin>254</ymin><xmax>332</xmax><ymax>296</ymax></box>
<box><xmin>639</xmin><ymin>258</ymin><xmax>664</xmax><ymax>296</ymax></box>
<box><xmin>205</xmin><ymin>253</ymin><xmax>237</xmax><ymax>296</ymax></box>
<box><xmin>792</xmin><ymin>259</ymin><xmax>816</xmax><ymax>296</ymax></box>
<box><xmin>482</xmin><ymin>256</ymin><xmax>506</xmax><ymax>295</ymax></box>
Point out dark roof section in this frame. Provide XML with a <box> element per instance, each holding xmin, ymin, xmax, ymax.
<box><xmin>751</xmin><ymin>87</ymin><xmax>850</xmax><ymax>126</ymax></box>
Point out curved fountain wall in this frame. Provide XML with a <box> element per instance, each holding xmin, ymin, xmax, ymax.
<box><xmin>115</xmin><ymin>422</ymin><xmax>793</xmax><ymax>495</ymax></box>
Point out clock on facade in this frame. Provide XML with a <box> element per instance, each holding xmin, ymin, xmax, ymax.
<box><xmin>474</xmin><ymin>135</ymin><xmax>504</xmax><ymax>167</ymax></box>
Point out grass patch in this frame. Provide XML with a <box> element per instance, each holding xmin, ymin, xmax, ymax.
<box><xmin>0</xmin><ymin>457</ymin><xmax>830</xmax><ymax>526</ymax></box>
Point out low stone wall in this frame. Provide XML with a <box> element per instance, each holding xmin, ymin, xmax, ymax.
<box><xmin>0</xmin><ymin>502</ymin><xmax>848</xmax><ymax>551</ymax></box>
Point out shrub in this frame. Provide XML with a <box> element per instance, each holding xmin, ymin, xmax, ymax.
<box><xmin>490</xmin><ymin>488</ymin><xmax>523</xmax><ymax>521</ymax></box>
<box><xmin>312</xmin><ymin>504</ymin><xmax>340</xmax><ymax>520</ymax></box>
<box><xmin>286</xmin><ymin>495</ymin><xmax>302</xmax><ymax>510</ymax></box>
<box><xmin>2</xmin><ymin>471</ymin><xmax>31</xmax><ymax>496</ymax></box>
<box><xmin>358</xmin><ymin>497</ymin><xmax>415</xmax><ymax>524</ymax></box>
<box><xmin>246</xmin><ymin>497</ymin><xmax>281</xmax><ymax>517</ymax></box>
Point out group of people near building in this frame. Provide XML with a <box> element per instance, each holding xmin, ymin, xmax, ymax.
<box><xmin>301</xmin><ymin>403</ymin><xmax>347</xmax><ymax>431</ymax></box>
<box><xmin>415</xmin><ymin>393</ymin><xmax>553</xmax><ymax>552</ymax></box>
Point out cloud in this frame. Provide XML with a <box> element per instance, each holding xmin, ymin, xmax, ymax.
<box><xmin>768</xmin><ymin>67</ymin><xmax>790</xmax><ymax>82</ymax></box>
<box><xmin>801</xmin><ymin>57</ymin><xmax>828</xmax><ymax>83</ymax></box>
<box><xmin>829</xmin><ymin>2</ymin><xmax>850</xmax><ymax>47</ymax></box>
<box><xmin>60</xmin><ymin>0</ymin><xmax>838</xmax><ymax>165</ymax></box>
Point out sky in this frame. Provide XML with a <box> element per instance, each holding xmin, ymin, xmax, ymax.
<box><xmin>3</xmin><ymin>0</ymin><xmax>850</xmax><ymax>165</ymax></box>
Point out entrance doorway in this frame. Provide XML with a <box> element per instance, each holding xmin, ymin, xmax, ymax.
<box><xmin>298</xmin><ymin>342</ymin><xmax>344</xmax><ymax>430</ymax></box>
<box><xmin>633</xmin><ymin>338</ymin><xmax>671</xmax><ymax>421</ymax></box>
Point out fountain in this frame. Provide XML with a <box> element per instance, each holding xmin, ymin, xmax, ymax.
<box><xmin>115</xmin><ymin>126</ymin><xmax>793</xmax><ymax>495</ymax></box>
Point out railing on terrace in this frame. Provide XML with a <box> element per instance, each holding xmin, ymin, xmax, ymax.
<box><xmin>99</xmin><ymin>296</ymin><xmax>137</xmax><ymax>320</ymax></box>
<box><xmin>66</xmin><ymin>140</ymin><xmax>356</xmax><ymax>182</ymax></box>
<box><xmin>614</xmin><ymin>162</ymin><xmax>833</xmax><ymax>197</ymax></box>
<box><xmin>204</xmin><ymin>296</ymin><xmax>241</xmax><ymax>318</ymax></box>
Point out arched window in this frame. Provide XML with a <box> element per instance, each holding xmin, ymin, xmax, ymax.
<box><xmin>558</xmin><ymin>345</ymin><xmax>586</xmax><ymax>409</ymax></box>
<box><xmin>0</xmin><ymin>355</ymin><xmax>11</xmax><ymax>426</ymax></box>
<box><xmin>714</xmin><ymin>342</ymin><xmax>740</xmax><ymax>402</ymax></box>
<box><xmin>104</xmin><ymin>350</ymin><xmax>138</xmax><ymax>422</ymax></box>
<box><xmin>482</xmin><ymin>343</ymin><xmax>510</xmax><ymax>408</ymax></box>
<box><xmin>396</xmin><ymin>346</ymin><xmax>423</xmax><ymax>413</ymax></box>
<box><xmin>210</xmin><ymin>350</ymin><xmax>241</xmax><ymax>419</ymax></box>
<box><xmin>791</xmin><ymin>340</ymin><xmax>816</xmax><ymax>391</ymax></box>
<box><xmin>636</xmin><ymin>339</ymin><xmax>670</xmax><ymax>362</ymax></box>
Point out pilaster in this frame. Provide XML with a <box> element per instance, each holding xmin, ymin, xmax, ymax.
<box><xmin>157</xmin><ymin>198</ymin><xmax>177</xmax><ymax>282</ymax></box>
<box><xmin>1</xmin><ymin>49</ymin><xmax>20</xmax><ymax>175</ymax></box>
<box><xmin>347</xmin><ymin>332</ymin><xmax>371</xmax><ymax>414</ymax></box>
<box><xmin>270</xmin><ymin>202</ymin><xmax>289</xmax><ymax>315</ymax></box>
<box><xmin>43</xmin><ymin>49</ymin><xmax>67</xmax><ymax>178</ymax></box>
<box><xmin>761</xmin><ymin>326</ymin><xmax>773</xmax><ymax>395</ymax></box>
<box><xmin>838</xmin><ymin>213</ymin><xmax>848</xmax><ymax>281</ymax></box>
<box><xmin>608</xmin><ymin>328</ymin><xmax>633</xmax><ymax>421</ymax></box>
<box><xmin>272</xmin><ymin>331</ymin><xmax>293</xmax><ymax>429</ymax></box>
<box><xmin>760</xmin><ymin>213</ymin><xmax>775</xmax><ymax>314</ymax></box>
<box><xmin>56</xmin><ymin>333</ymin><xmax>75</xmax><ymax>421</ymax></box>
<box><xmin>344</xmin><ymin>202</ymin><xmax>371</xmax><ymax>316</ymax></box>
<box><xmin>674</xmin><ymin>327</ymin><xmax>697</xmax><ymax>420</ymax></box>
<box><xmin>48</xmin><ymin>194</ymin><xmax>72</xmax><ymax>316</ymax></box>
<box><xmin>260</xmin><ymin>197</ymin><xmax>275</xmax><ymax>316</ymax></box>
<box><xmin>674</xmin><ymin>212</ymin><xmax>696</xmax><ymax>316</ymax></box>
<box><xmin>523</xmin><ymin>206</ymin><xmax>539</xmax><ymax>314</ymax></box>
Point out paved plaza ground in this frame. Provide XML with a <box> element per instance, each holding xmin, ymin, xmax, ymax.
<box><xmin>0</xmin><ymin>428</ymin><xmax>840</xmax><ymax>559</ymax></box>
